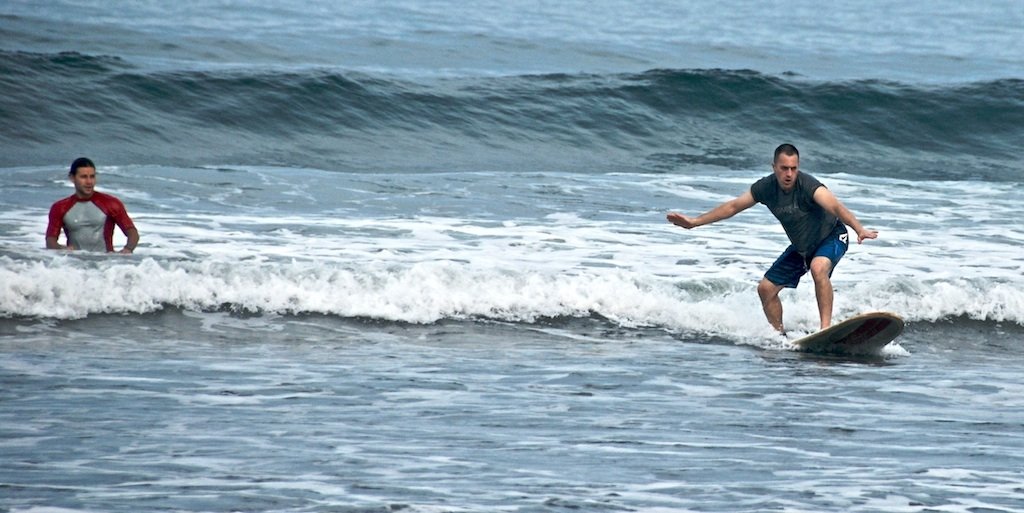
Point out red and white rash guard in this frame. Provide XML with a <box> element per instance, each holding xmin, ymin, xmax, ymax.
<box><xmin>47</xmin><ymin>191</ymin><xmax>136</xmax><ymax>252</ymax></box>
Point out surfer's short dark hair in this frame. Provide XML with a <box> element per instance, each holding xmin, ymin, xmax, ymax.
<box><xmin>773</xmin><ymin>144</ymin><xmax>799</xmax><ymax>162</ymax></box>
<box><xmin>69</xmin><ymin>157</ymin><xmax>96</xmax><ymax>176</ymax></box>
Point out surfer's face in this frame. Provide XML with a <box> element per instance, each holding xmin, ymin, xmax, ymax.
<box><xmin>71</xmin><ymin>166</ymin><xmax>97</xmax><ymax>199</ymax></box>
<box><xmin>772</xmin><ymin>154</ymin><xmax>799</xmax><ymax>192</ymax></box>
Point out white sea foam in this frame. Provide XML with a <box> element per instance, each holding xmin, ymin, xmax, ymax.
<box><xmin>4</xmin><ymin>168</ymin><xmax>1022</xmax><ymax>341</ymax></box>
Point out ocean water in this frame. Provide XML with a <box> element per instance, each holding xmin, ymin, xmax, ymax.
<box><xmin>2</xmin><ymin>1</ymin><xmax>1024</xmax><ymax>512</ymax></box>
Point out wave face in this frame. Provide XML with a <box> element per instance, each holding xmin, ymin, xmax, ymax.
<box><xmin>3</xmin><ymin>51</ymin><xmax>1022</xmax><ymax>181</ymax></box>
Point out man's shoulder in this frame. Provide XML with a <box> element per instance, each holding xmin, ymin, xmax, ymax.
<box><xmin>750</xmin><ymin>174</ymin><xmax>776</xmax><ymax>201</ymax></box>
<box><xmin>90</xmin><ymin>191</ymin><xmax>135</xmax><ymax>230</ymax></box>
<box><xmin>49</xmin><ymin>194</ymin><xmax>78</xmax><ymax>212</ymax></box>
<box><xmin>90</xmin><ymin>191</ymin><xmax>127</xmax><ymax>210</ymax></box>
<box><xmin>90</xmin><ymin>190</ymin><xmax>122</xmax><ymax>202</ymax></box>
<box><xmin>797</xmin><ymin>171</ymin><xmax>824</xmax><ymax>188</ymax></box>
<box><xmin>795</xmin><ymin>172</ymin><xmax>827</xmax><ymax>200</ymax></box>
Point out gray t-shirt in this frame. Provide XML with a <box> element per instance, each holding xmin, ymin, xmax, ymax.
<box><xmin>750</xmin><ymin>172</ymin><xmax>838</xmax><ymax>256</ymax></box>
<box><xmin>63</xmin><ymin>201</ymin><xmax>110</xmax><ymax>252</ymax></box>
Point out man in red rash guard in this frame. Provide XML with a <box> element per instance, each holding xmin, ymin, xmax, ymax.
<box><xmin>46</xmin><ymin>157</ymin><xmax>140</xmax><ymax>254</ymax></box>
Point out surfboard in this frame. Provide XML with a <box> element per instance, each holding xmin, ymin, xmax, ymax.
<box><xmin>792</xmin><ymin>311</ymin><xmax>905</xmax><ymax>355</ymax></box>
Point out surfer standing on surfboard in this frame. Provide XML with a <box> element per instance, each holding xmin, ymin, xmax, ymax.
<box><xmin>666</xmin><ymin>144</ymin><xmax>878</xmax><ymax>334</ymax></box>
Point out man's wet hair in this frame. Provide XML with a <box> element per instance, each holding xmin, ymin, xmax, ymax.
<box><xmin>773</xmin><ymin>144</ymin><xmax>799</xmax><ymax>163</ymax></box>
<box><xmin>69</xmin><ymin>157</ymin><xmax>96</xmax><ymax>176</ymax></box>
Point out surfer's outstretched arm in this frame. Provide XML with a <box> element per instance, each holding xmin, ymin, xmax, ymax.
<box><xmin>667</xmin><ymin>191</ymin><xmax>756</xmax><ymax>229</ymax></box>
<box><xmin>812</xmin><ymin>187</ymin><xmax>878</xmax><ymax>243</ymax></box>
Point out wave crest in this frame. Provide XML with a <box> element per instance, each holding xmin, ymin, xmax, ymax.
<box><xmin>3</xmin><ymin>257</ymin><xmax>1021</xmax><ymax>335</ymax></box>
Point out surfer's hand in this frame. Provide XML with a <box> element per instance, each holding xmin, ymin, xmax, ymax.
<box><xmin>667</xmin><ymin>212</ymin><xmax>698</xmax><ymax>229</ymax></box>
<box><xmin>856</xmin><ymin>228</ymin><xmax>879</xmax><ymax>243</ymax></box>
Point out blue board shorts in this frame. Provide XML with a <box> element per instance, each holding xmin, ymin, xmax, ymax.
<box><xmin>764</xmin><ymin>223</ymin><xmax>850</xmax><ymax>289</ymax></box>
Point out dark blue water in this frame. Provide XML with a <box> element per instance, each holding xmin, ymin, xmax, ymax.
<box><xmin>2</xmin><ymin>1</ymin><xmax>1023</xmax><ymax>512</ymax></box>
<box><xmin>3</xmin><ymin>51</ymin><xmax>1023</xmax><ymax>181</ymax></box>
